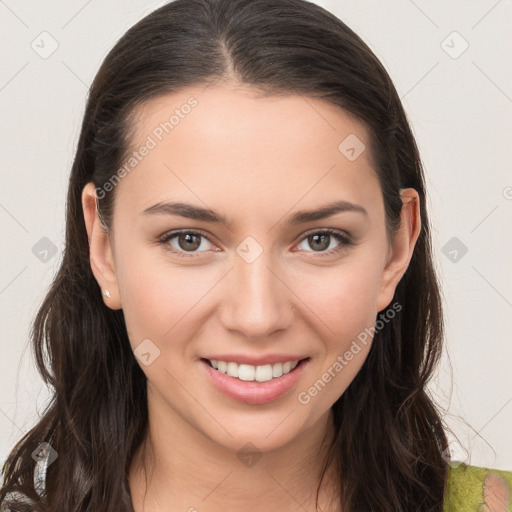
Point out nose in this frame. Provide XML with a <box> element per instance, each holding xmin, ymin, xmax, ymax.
<box><xmin>218</xmin><ymin>245</ymin><xmax>294</xmax><ymax>340</ymax></box>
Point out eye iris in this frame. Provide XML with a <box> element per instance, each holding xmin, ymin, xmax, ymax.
<box><xmin>308</xmin><ymin>233</ymin><xmax>330</xmax><ymax>251</ymax></box>
<box><xmin>179</xmin><ymin>233</ymin><xmax>201</xmax><ymax>251</ymax></box>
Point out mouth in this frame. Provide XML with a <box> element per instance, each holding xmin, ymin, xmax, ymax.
<box><xmin>201</xmin><ymin>357</ymin><xmax>310</xmax><ymax>383</ymax></box>
<box><xmin>200</xmin><ymin>356</ymin><xmax>311</xmax><ymax>404</ymax></box>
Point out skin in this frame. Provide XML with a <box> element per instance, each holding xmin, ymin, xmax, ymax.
<box><xmin>82</xmin><ymin>83</ymin><xmax>421</xmax><ymax>511</ymax></box>
<box><xmin>482</xmin><ymin>474</ymin><xmax>510</xmax><ymax>511</ymax></box>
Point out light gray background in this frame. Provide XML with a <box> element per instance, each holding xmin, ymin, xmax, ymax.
<box><xmin>1</xmin><ymin>0</ymin><xmax>511</xmax><ymax>473</ymax></box>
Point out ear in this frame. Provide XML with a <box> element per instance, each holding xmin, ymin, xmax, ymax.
<box><xmin>81</xmin><ymin>182</ymin><xmax>122</xmax><ymax>310</ymax></box>
<box><xmin>376</xmin><ymin>188</ymin><xmax>421</xmax><ymax>312</ymax></box>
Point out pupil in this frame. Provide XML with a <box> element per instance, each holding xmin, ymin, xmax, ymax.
<box><xmin>310</xmin><ymin>234</ymin><xmax>329</xmax><ymax>251</ymax></box>
<box><xmin>180</xmin><ymin>233</ymin><xmax>200</xmax><ymax>251</ymax></box>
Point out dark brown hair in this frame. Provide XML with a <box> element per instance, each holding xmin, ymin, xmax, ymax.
<box><xmin>1</xmin><ymin>0</ymin><xmax>449</xmax><ymax>510</ymax></box>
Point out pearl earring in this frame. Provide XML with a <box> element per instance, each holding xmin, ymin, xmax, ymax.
<box><xmin>103</xmin><ymin>290</ymin><xmax>111</xmax><ymax>298</ymax></box>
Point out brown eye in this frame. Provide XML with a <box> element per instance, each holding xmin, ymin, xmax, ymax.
<box><xmin>157</xmin><ymin>230</ymin><xmax>215</xmax><ymax>257</ymax></box>
<box><xmin>296</xmin><ymin>229</ymin><xmax>353</xmax><ymax>257</ymax></box>
<box><xmin>176</xmin><ymin>232</ymin><xmax>202</xmax><ymax>251</ymax></box>
<box><xmin>307</xmin><ymin>233</ymin><xmax>331</xmax><ymax>252</ymax></box>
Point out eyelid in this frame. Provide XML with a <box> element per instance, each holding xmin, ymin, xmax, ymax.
<box><xmin>156</xmin><ymin>229</ymin><xmax>218</xmax><ymax>258</ymax></box>
<box><xmin>299</xmin><ymin>226</ymin><xmax>352</xmax><ymax>241</ymax></box>
<box><xmin>157</xmin><ymin>228</ymin><xmax>215</xmax><ymax>242</ymax></box>
<box><xmin>293</xmin><ymin>227</ymin><xmax>354</xmax><ymax>257</ymax></box>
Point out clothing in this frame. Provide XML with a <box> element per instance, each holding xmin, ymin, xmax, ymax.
<box><xmin>443</xmin><ymin>462</ymin><xmax>512</xmax><ymax>511</ymax></box>
<box><xmin>1</xmin><ymin>457</ymin><xmax>511</xmax><ymax>510</ymax></box>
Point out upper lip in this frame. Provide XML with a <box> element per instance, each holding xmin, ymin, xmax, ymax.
<box><xmin>202</xmin><ymin>354</ymin><xmax>309</xmax><ymax>366</ymax></box>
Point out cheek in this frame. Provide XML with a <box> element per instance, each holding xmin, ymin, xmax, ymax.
<box><xmin>293</xmin><ymin>251</ymin><xmax>385</xmax><ymax>409</ymax></box>
<box><xmin>297</xmin><ymin>251</ymin><xmax>385</xmax><ymax>342</ymax></box>
<box><xmin>115</xmin><ymin>245</ymin><xmax>218</xmax><ymax>352</ymax></box>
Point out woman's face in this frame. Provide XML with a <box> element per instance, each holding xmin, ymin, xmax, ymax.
<box><xmin>83</xmin><ymin>83</ymin><xmax>418</xmax><ymax>453</ymax></box>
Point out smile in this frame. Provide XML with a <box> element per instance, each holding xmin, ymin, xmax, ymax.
<box><xmin>207</xmin><ymin>358</ymin><xmax>300</xmax><ymax>382</ymax></box>
<box><xmin>200</xmin><ymin>357</ymin><xmax>310</xmax><ymax>404</ymax></box>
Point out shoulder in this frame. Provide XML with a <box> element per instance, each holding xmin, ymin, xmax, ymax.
<box><xmin>443</xmin><ymin>461</ymin><xmax>512</xmax><ymax>512</ymax></box>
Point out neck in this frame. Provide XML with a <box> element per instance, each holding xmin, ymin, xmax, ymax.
<box><xmin>128</xmin><ymin>385</ymin><xmax>340</xmax><ymax>512</ymax></box>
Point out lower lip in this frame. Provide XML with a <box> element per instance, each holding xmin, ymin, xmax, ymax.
<box><xmin>200</xmin><ymin>358</ymin><xmax>310</xmax><ymax>405</ymax></box>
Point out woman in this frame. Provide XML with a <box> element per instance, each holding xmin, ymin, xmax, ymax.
<box><xmin>1</xmin><ymin>0</ymin><xmax>510</xmax><ymax>510</ymax></box>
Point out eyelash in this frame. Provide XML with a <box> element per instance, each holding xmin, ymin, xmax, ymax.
<box><xmin>156</xmin><ymin>228</ymin><xmax>354</xmax><ymax>259</ymax></box>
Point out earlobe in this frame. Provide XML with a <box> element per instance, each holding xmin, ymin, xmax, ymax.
<box><xmin>376</xmin><ymin>188</ymin><xmax>421</xmax><ymax>312</ymax></box>
<box><xmin>81</xmin><ymin>182</ymin><xmax>122</xmax><ymax>310</ymax></box>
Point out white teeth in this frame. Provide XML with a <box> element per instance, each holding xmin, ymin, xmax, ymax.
<box><xmin>272</xmin><ymin>363</ymin><xmax>283</xmax><ymax>378</ymax></box>
<box><xmin>226</xmin><ymin>361</ymin><xmax>238</xmax><ymax>377</ymax></box>
<box><xmin>238</xmin><ymin>364</ymin><xmax>255</xmax><ymax>381</ymax></box>
<box><xmin>207</xmin><ymin>359</ymin><xmax>301</xmax><ymax>382</ymax></box>
<box><xmin>255</xmin><ymin>364</ymin><xmax>273</xmax><ymax>382</ymax></box>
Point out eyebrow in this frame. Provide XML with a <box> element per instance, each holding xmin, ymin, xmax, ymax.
<box><xmin>141</xmin><ymin>200</ymin><xmax>368</xmax><ymax>228</ymax></box>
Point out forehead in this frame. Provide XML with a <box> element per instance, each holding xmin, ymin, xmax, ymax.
<box><xmin>114</xmin><ymin>84</ymin><xmax>382</xmax><ymax>220</ymax></box>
